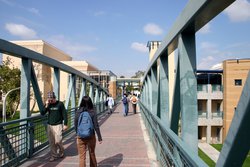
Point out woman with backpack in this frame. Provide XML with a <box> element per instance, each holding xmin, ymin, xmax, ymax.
<box><xmin>74</xmin><ymin>96</ymin><xmax>102</xmax><ymax>167</ymax></box>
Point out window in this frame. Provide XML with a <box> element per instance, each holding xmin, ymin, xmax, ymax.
<box><xmin>235</xmin><ymin>79</ymin><xmax>242</xmax><ymax>86</ymax></box>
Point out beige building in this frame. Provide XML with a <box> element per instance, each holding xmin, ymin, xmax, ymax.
<box><xmin>147</xmin><ymin>41</ymin><xmax>175</xmax><ymax>116</ymax></box>
<box><xmin>2</xmin><ymin>40</ymin><xmax>119</xmax><ymax>111</ymax></box>
<box><xmin>2</xmin><ymin>40</ymin><xmax>72</xmax><ymax>106</ymax></box>
<box><xmin>2</xmin><ymin>40</ymin><xmax>103</xmax><ymax>110</ymax></box>
<box><xmin>222</xmin><ymin>59</ymin><xmax>250</xmax><ymax>140</ymax></box>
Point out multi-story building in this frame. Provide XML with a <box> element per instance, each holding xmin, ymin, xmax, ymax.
<box><xmin>197</xmin><ymin>70</ymin><xmax>223</xmax><ymax>143</ymax></box>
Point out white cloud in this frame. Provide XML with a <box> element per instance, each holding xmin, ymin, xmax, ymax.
<box><xmin>28</xmin><ymin>8</ymin><xmax>41</xmax><ymax>16</ymax></box>
<box><xmin>48</xmin><ymin>35</ymin><xmax>97</xmax><ymax>59</ymax></box>
<box><xmin>211</xmin><ymin>63</ymin><xmax>222</xmax><ymax>70</ymax></box>
<box><xmin>224</xmin><ymin>0</ymin><xmax>250</xmax><ymax>22</ymax></box>
<box><xmin>198</xmin><ymin>23</ymin><xmax>211</xmax><ymax>34</ymax></box>
<box><xmin>143</xmin><ymin>23</ymin><xmax>163</xmax><ymax>35</ymax></box>
<box><xmin>5</xmin><ymin>23</ymin><xmax>37</xmax><ymax>39</ymax></box>
<box><xmin>131</xmin><ymin>42</ymin><xmax>148</xmax><ymax>53</ymax></box>
<box><xmin>198</xmin><ymin>42</ymin><xmax>221</xmax><ymax>69</ymax></box>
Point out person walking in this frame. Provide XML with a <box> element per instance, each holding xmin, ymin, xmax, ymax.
<box><xmin>130</xmin><ymin>94</ymin><xmax>138</xmax><ymax>114</ymax></box>
<box><xmin>75</xmin><ymin>96</ymin><xmax>102</xmax><ymax>167</ymax></box>
<box><xmin>106</xmin><ymin>94</ymin><xmax>114</xmax><ymax>114</ymax></box>
<box><xmin>40</xmin><ymin>91</ymin><xmax>68</xmax><ymax>162</ymax></box>
<box><xmin>122</xmin><ymin>94</ymin><xmax>129</xmax><ymax>116</ymax></box>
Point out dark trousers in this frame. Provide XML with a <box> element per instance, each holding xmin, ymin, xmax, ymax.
<box><xmin>132</xmin><ymin>104</ymin><xmax>137</xmax><ymax>114</ymax></box>
<box><xmin>77</xmin><ymin>135</ymin><xmax>97</xmax><ymax>167</ymax></box>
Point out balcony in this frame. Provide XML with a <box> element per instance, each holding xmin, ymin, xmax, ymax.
<box><xmin>197</xmin><ymin>84</ymin><xmax>223</xmax><ymax>99</ymax></box>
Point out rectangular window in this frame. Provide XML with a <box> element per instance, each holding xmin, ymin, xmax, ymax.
<box><xmin>235</xmin><ymin>79</ymin><xmax>242</xmax><ymax>86</ymax></box>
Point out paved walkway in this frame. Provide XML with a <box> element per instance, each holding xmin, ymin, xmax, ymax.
<box><xmin>21</xmin><ymin>103</ymin><xmax>158</xmax><ymax>167</ymax></box>
<box><xmin>198</xmin><ymin>142</ymin><xmax>220</xmax><ymax>163</ymax></box>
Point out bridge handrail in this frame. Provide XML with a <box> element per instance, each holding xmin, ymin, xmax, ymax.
<box><xmin>0</xmin><ymin>103</ymin><xmax>108</xmax><ymax>166</ymax></box>
<box><xmin>143</xmin><ymin>0</ymin><xmax>235</xmax><ymax>81</ymax></box>
<box><xmin>139</xmin><ymin>0</ymin><xmax>236</xmax><ymax>166</ymax></box>
<box><xmin>0</xmin><ymin>38</ymin><xmax>108</xmax><ymax>93</ymax></box>
<box><xmin>139</xmin><ymin>102</ymin><xmax>207</xmax><ymax>167</ymax></box>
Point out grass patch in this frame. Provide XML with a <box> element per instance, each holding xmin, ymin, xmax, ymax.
<box><xmin>211</xmin><ymin>144</ymin><xmax>223</xmax><ymax>151</ymax></box>
<box><xmin>198</xmin><ymin>148</ymin><xmax>215</xmax><ymax>167</ymax></box>
<box><xmin>211</xmin><ymin>144</ymin><xmax>250</xmax><ymax>167</ymax></box>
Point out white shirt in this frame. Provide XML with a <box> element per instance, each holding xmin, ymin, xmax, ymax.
<box><xmin>107</xmin><ymin>97</ymin><xmax>114</xmax><ymax>106</ymax></box>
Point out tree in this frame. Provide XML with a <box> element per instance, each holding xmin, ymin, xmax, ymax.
<box><xmin>131</xmin><ymin>70</ymin><xmax>145</xmax><ymax>78</ymax></box>
<box><xmin>0</xmin><ymin>56</ymin><xmax>21</xmax><ymax>117</ymax></box>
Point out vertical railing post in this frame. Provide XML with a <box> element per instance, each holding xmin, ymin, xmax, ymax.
<box><xmin>159</xmin><ymin>54</ymin><xmax>170</xmax><ymax>125</ymax></box>
<box><xmin>53</xmin><ymin>67</ymin><xmax>60</xmax><ymax>100</ymax></box>
<box><xmin>146</xmin><ymin>75</ymin><xmax>152</xmax><ymax>112</ymax></box>
<box><xmin>178</xmin><ymin>32</ymin><xmax>198</xmax><ymax>154</ymax></box>
<box><xmin>151</xmin><ymin>66</ymin><xmax>158</xmax><ymax>116</ymax></box>
<box><xmin>71</xmin><ymin>74</ymin><xmax>76</xmax><ymax>109</ymax></box>
<box><xmin>20</xmin><ymin>58</ymin><xmax>32</xmax><ymax>157</ymax></box>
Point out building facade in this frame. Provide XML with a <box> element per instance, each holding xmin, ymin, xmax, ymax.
<box><xmin>197</xmin><ymin>70</ymin><xmax>223</xmax><ymax>143</ymax></box>
<box><xmin>2</xmin><ymin>40</ymin><xmax>117</xmax><ymax>111</ymax></box>
<box><xmin>2</xmin><ymin>40</ymin><xmax>72</xmax><ymax>108</ymax></box>
<box><xmin>222</xmin><ymin>59</ymin><xmax>250</xmax><ymax>141</ymax></box>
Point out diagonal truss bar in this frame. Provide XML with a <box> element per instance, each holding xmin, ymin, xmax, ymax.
<box><xmin>30</xmin><ymin>63</ymin><xmax>44</xmax><ymax>111</ymax></box>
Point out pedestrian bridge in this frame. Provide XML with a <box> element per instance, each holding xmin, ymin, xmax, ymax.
<box><xmin>1</xmin><ymin>0</ymin><xmax>250</xmax><ymax>166</ymax></box>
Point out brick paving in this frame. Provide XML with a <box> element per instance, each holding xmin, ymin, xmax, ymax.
<box><xmin>21</xmin><ymin>103</ymin><xmax>155</xmax><ymax>167</ymax></box>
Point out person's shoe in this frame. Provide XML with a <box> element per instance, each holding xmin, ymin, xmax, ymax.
<box><xmin>49</xmin><ymin>156</ymin><xmax>56</xmax><ymax>162</ymax></box>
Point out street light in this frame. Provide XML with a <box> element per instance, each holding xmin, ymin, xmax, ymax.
<box><xmin>2</xmin><ymin>87</ymin><xmax>20</xmax><ymax>122</ymax></box>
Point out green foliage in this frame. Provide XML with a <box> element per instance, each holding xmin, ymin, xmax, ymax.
<box><xmin>131</xmin><ymin>70</ymin><xmax>145</xmax><ymax>78</ymax></box>
<box><xmin>0</xmin><ymin>56</ymin><xmax>21</xmax><ymax>116</ymax></box>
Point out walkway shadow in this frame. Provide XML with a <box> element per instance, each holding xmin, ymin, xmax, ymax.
<box><xmin>98</xmin><ymin>153</ymin><xmax>123</xmax><ymax>167</ymax></box>
<box><xmin>98</xmin><ymin>103</ymin><xmax>121</xmax><ymax>126</ymax></box>
<box><xmin>24</xmin><ymin>132</ymin><xmax>78</xmax><ymax>167</ymax></box>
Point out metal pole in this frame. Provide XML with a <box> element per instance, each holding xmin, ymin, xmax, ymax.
<box><xmin>2</xmin><ymin>87</ymin><xmax>20</xmax><ymax>122</ymax></box>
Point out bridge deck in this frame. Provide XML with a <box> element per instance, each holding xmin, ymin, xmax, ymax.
<box><xmin>21</xmin><ymin>103</ymin><xmax>158</xmax><ymax>167</ymax></box>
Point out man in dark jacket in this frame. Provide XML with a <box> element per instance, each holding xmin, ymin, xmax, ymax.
<box><xmin>40</xmin><ymin>91</ymin><xmax>68</xmax><ymax>162</ymax></box>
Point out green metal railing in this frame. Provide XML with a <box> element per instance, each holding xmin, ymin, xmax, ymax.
<box><xmin>0</xmin><ymin>102</ymin><xmax>108</xmax><ymax>167</ymax></box>
<box><xmin>0</xmin><ymin>36</ymin><xmax>110</xmax><ymax>166</ymax></box>
<box><xmin>139</xmin><ymin>0</ymin><xmax>246</xmax><ymax>166</ymax></box>
<box><xmin>139</xmin><ymin>102</ymin><xmax>207</xmax><ymax>167</ymax></box>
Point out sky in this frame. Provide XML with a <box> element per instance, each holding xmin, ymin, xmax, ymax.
<box><xmin>0</xmin><ymin>0</ymin><xmax>250</xmax><ymax>77</ymax></box>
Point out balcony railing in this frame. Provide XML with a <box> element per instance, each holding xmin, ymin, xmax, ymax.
<box><xmin>197</xmin><ymin>85</ymin><xmax>207</xmax><ymax>92</ymax></box>
<box><xmin>212</xmin><ymin>111</ymin><xmax>223</xmax><ymax>118</ymax></box>
<box><xmin>212</xmin><ymin>85</ymin><xmax>223</xmax><ymax>92</ymax></box>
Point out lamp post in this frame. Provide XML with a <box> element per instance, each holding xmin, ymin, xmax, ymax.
<box><xmin>2</xmin><ymin>87</ymin><xmax>20</xmax><ymax>122</ymax></box>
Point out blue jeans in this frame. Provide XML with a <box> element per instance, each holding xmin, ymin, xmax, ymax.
<box><xmin>123</xmin><ymin>103</ymin><xmax>128</xmax><ymax>116</ymax></box>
